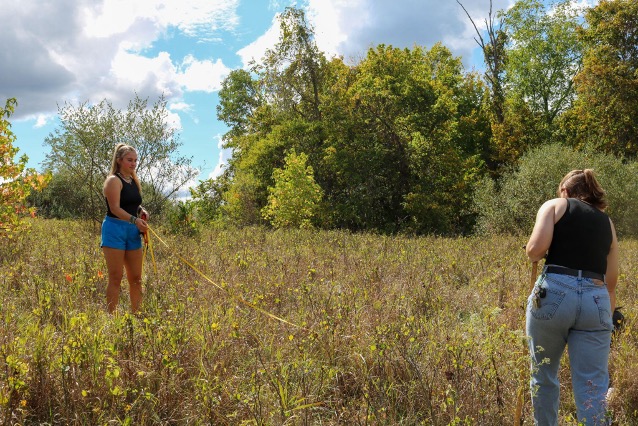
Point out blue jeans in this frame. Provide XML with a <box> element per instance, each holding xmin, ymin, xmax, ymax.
<box><xmin>526</xmin><ymin>268</ymin><xmax>613</xmax><ymax>426</ymax></box>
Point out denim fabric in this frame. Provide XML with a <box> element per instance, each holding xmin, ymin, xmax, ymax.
<box><xmin>526</xmin><ymin>269</ymin><xmax>613</xmax><ymax>426</ymax></box>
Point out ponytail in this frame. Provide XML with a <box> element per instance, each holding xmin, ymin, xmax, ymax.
<box><xmin>558</xmin><ymin>169</ymin><xmax>607</xmax><ymax>210</ymax></box>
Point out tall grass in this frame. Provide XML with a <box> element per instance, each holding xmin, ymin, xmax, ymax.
<box><xmin>1</xmin><ymin>219</ymin><xmax>636</xmax><ymax>425</ymax></box>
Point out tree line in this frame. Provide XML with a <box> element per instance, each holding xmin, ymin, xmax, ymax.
<box><xmin>14</xmin><ymin>0</ymin><xmax>638</xmax><ymax>236</ymax></box>
<box><xmin>201</xmin><ymin>0</ymin><xmax>638</xmax><ymax>235</ymax></box>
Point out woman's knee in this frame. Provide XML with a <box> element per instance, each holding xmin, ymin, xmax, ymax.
<box><xmin>127</xmin><ymin>274</ymin><xmax>142</xmax><ymax>286</ymax></box>
<box><xmin>107</xmin><ymin>271</ymin><xmax>124</xmax><ymax>284</ymax></box>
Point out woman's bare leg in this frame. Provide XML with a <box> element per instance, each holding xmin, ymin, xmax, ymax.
<box><xmin>103</xmin><ymin>247</ymin><xmax>125</xmax><ymax>314</ymax></box>
<box><xmin>124</xmin><ymin>248</ymin><xmax>144</xmax><ymax>313</ymax></box>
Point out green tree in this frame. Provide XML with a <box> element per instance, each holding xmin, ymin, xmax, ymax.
<box><xmin>489</xmin><ymin>0</ymin><xmax>584</xmax><ymax>167</ymax></box>
<box><xmin>41</xmin><ymin>95</ymin><xmax>197</xmax><ymax>222</ymax></box>
<box><xmin>262</xmin><ymin>150</ymin><xmax>322</xmax><ymax>228</ymax></box>
<box><xmin>26</xmin><ymin>170</ymin><xmax>89</xmax><ymax>219</ymax></box>
<box><xmin>217</xmin><ymin>8</ymin><xmax>491</xmax><ymax>234</ymax></box>
<box><xmin>216</xmin><ymin>69</ymin><xmax>262</xmax><ymax>143</ymax></box>
<box><xmin>502</xmin><ymin>0</ymin><xmax>582</xmax><ymax>125</ymax></box>
<box><xmin>188</xmin><ymin>170</ymin><xmax>230</xmax><ymax>224</ymax></box>
<box><xmin>320</xmin><ymin>44</ymin><xmax>489</xmax><ymax>234</ymax></box>
<box><xmin>256</xmin><ymin>7</ymin><xmax>327</xmax><ymax>121</ymax></box>
<box><xmin>217</xmin><ymin>7</ymin><xmax>328</xmax><ymax>225</ymax></box>
<box><xmin>562</xmin><ymin>0</ymin><xmax>638</xmax><ymax>157</ymax></box>
<box><xmin>0</xmin><ymin>98</ymin><xmax>49</xmax><ymax>241</ymax></box>
<box><xmin>457</xmin><ymin>0</ymin><xmax>508</xmax><ymax>126</ymax></box>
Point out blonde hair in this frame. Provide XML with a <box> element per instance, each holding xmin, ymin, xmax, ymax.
<box><xmin>558</xmin><ymin>169</ymin><xmax>607</xmax><ymax>210</ymax></box>
<box><xmin>109</xmin><ymin>143</ymin><xmax>142</xmax><ymax>192</ymax></box>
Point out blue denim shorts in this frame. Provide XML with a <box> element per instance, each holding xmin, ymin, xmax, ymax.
<box><xmin>101</xmin><ymin>215</ymin><xmax>142</xmax><ymax>250</ymax></box>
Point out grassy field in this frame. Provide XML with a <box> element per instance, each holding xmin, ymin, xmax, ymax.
<box><xmin>1</xmin><ymin>219</ymin><xmax>637</xmax><ymax>425</ymax></box>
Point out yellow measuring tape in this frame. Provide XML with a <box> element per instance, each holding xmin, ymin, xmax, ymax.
<box><xmin>143</xmin><ymin>225</ymin><xmax>303</xmax><ymax>329</ymax></box>
<box><xmin>142</xmin><ymin>229</ymin><xmax>157</xmax><ymax>274</ymax></box>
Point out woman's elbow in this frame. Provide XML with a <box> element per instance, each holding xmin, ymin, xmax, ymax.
<box><xmin>526</xmin><ymin>244</ymin><xmax>546</xmax><ymax>262</ymax></box>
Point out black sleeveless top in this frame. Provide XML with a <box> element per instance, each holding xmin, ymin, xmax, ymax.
<box><xmin>105</xmin><ymin>174</ymin><xmax>142</xmax><ymax>218</ymax></box>
<box><xmin>545</xmin><ymin>198</ymin><xmax>612</xmax><ymax>275</ymax></box>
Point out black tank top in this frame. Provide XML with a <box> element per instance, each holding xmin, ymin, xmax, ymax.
<box><xmin>105</xmin><ymin>174</ymin><xmax>142</xmax><ymax>218</ymax></box>
<box><xmin>545</xmin><ymin>198</ymin><xmax>612</xmax><ymax>275</ymax></box>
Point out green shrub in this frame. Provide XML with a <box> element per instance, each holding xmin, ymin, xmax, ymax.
<box><xmin>162</xmin><ymin>200</ymin><xmax>199</xmax><ymax>236</ymax></box>
<box><xmin>473</xmin><ymin>143</ymin><xmax>638</xmax><ymax>237</ymax></box>
<box><xmin>262</xmin><ymin>150</ymin><xmax>323</xmax><ymax>229</ymax></box>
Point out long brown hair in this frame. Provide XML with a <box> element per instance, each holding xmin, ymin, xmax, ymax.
<box><xmin>558</xmin><ymin>169</ymin><xmax>607</xmax><ymax>210</ymax></box>
<box><xmin>108</xmin><ymin>143</ymin><xmax>142</xmax><ymax>193</ymax></box>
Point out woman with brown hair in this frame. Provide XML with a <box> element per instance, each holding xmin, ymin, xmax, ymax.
<box><xmin>525</xmin><ymin>169</ymin><xmax>618</xmax><ymax>425</ymax></box>
<box><xmin>101</xmin><ymin>143</ymin><xmax>149</xmax><ymax>313</ymax></box>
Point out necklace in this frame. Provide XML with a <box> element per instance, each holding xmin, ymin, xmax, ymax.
<box><xmin>117</xmin><ymin>172</ymin><xmax>132</xmax><ymax>184</ymax></box>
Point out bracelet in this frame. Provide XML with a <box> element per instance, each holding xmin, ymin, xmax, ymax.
<box><xmin>130</xmin><ymin>215</ymin><xmax>137</xmax><ymax>224</ymax></box>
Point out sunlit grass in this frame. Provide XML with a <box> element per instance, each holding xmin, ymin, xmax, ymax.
<box><xmin>1</xmin><ymin>218</ymin><xmax>636</xmax><ymax>424</ymax></box>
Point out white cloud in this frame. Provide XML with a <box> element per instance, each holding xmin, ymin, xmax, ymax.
<box><xmin>169</xmin><ymin>101</ymin><xmax>200</xmax><ymax>125</ymax></box>
<box><xmin>306</xmin><ymin>0</ymin><xmax>367</xmax><ymax>61</ymax></box>
<box><xmin>34</xmin><ymin>114</ymin><xmax>53</xmax><ymax>128</ymax></box>
<box><xmin>210</xmin><ymin>135</ymin><xmax>231</xmax><ymax>179</ymax></box>
<box><xmin>165</xmin><ymin>110</ymin><xmax>183</xmax><ymax>131</ymax></box>
<box><xmin>169</xmin><ymin>102</ymin><xmax>193</xmax><ymax>112</ymax></box>
<box><xmin>178</xmin><ymin>55</ymin><xmax>231</xmax><ymax>92</ymax></box>
<box><xmin>84</xmin><ymin>0</ymin><xmax>239</xmax><ymax>40</ymax></box>
<box><xmin>110</xmin><ymin>50</ymin><xmax>181</xmax><ymax>98</ymax></box>
<box><xmin>236</xmin><ymin>15</ymin><xmax>281</xmax><ymax>68</ymax></box>
<box><xmin>240</xmin><ymin>0</ymin><xmax>517</xmax><ymax>70</ymax></box>
<box><xmin>0</xmin><ymin>0</ymin><xmax>240</xmax><ymax>120</ymax></box>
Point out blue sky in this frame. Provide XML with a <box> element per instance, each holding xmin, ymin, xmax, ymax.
<box><xmin>4</xmin><ymin>0</ymin><xmax>586</xmax><ymax>189</ymax></box>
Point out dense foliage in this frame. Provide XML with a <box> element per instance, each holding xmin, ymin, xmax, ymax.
<box><xmin>473</xmin><ymin>143</ymin><xmax>638</xmax><ymax>236</ymax></box>
<box><xmin>185</xmin><ymin>0</ymin><xmax>638</xmax><ymax>236</ymax></box>
<box><xmin>262</xmin><ymin>150</ymin><xmax>323</xmax><ymax>228</ymax></box>
<box><xmin>562</xmin><ymin>0</ymin><xmax>638</xmax><ymax>157</ymax></box>
<box><xmin>214</xmin><ymin>8</ymin><xmax>491</xmax><ymax>235</ymax></box>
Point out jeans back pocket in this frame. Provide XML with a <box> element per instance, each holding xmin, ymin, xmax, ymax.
<box><xmin>530</xmin><ymin>287</ymin><xmax>566</xmax><ymax>320</ymax></box>
<box><xmin>593</xmin><ymin>294</ymin><xmax>613</xmax><ymax>331</ymax></box>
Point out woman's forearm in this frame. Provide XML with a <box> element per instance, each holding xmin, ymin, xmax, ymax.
<box><xmin>608</xmin><ymin>288</ymin><xmax>616</xmax><ymax>312</ymax></box>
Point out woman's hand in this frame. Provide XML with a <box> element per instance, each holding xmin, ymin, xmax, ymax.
<box><xmin>135</xmin><ymin>218</ymin><xmax>148</xmax><ymax>233</ymax></box>
<box><xmin>138</xmin><ymin>207</ymin><xmax>149</xmax><ymax>221</ymax></box>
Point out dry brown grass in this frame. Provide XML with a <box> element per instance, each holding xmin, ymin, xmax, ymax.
<box><xmin>0</xmin><ymin>219</ymin><xmax>636</xmax><ymax>425</ymax></box>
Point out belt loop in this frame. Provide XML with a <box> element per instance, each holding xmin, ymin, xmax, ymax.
<box><xmin>578</xmin><ymin>270</ymin><xmax>582</xmax><ymax>280</ymax></box>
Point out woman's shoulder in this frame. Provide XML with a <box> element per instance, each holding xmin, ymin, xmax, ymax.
<box><xmin>541</xmin><ymin>197</ymin><xmax>568</xmax><ymax>209</ymax></box>
<box><xmin>539</xmin><ymin>197</ymin><xmax>568</xmax><ymax>222</ymax></box>
<box><xmin>104</xmin><ymin>174</ymin><xmax>122</xmax><ymax>188</ymax></box>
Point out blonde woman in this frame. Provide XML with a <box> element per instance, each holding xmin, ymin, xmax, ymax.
<box><xmin>526</xmin><ymin>169</ymin><xmax>619</xmax><ymax>425</ymax></box>
<box><xmin>101</xmin><ymin>144</ymin><xmax>149</xmax><ymax>313</ymax></box>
